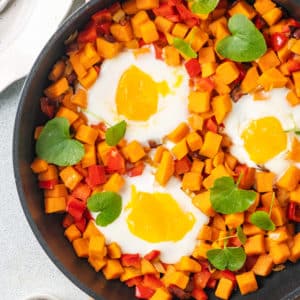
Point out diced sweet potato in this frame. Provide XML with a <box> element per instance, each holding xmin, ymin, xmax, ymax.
<box><xmin>236</xmin><ymin>271</ymin><xmax>258</xmax><ymax>295</ymax></box>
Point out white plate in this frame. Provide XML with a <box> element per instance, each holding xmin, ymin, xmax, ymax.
<box><xmin>0</xmin><ymin>0</ymin><xmax>73</xmax><ymax>92</ymax></box>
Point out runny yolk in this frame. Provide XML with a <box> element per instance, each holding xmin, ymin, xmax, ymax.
<box><xmin>126</xmin><ymin>186</ymin><xmax>195</xmax><ymax>243</ymax></box>
<box><xmin>116</xmin><ymin>65</ymin><xmax>169</xmax><ymax>121</ymax></box>
<box><xmin>241</xmin><ymin>116</ymin><xmax>287</xmax><ymax>164</ymax></box>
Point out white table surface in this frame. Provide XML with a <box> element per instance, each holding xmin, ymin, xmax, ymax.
<box><xmin>0</xmin><ymin>1</ymin><xmax>91</xmax><ymax>299</ymax></box>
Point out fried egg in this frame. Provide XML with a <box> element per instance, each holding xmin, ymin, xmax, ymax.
<box><xmin>91</xmin><ymin>165</ymin><xmax>208</xmax><ymax>264</ymax></box>
<box><xmin>83</xmin><ymin>45</ymin><xmax>189</xmax><ymax>144</ymax></box>
<box><xmin>223</xmin><ymin>87</ymin><xmax>300</xmax><ymax>178</ymax></box>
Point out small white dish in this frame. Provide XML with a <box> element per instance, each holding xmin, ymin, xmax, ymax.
<box><xmin>23</xmin><ymin>293</ymin><xmax>60</xmax><ymax>300</ymax></box>
<box><xmin>0</xmin><ymin>0</ymin><xmax>73</xmax><ymax>92</ymax></box>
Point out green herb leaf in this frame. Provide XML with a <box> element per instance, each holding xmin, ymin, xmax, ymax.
<box><xmin>191</xmin><ymin>0</ymin><xmax>219</xmax><ymax>14</ymax></box>
<box><xmin>210</xmin><ymin>176</ymin><xmax>256</xmax><ymax>214</ymax></box>
<box><xmin>207</xmin><ymin>247</ymin><xmax>246</xmax><ymax>271</ymax></box>
<box><xmin>36</xmin><ymin>117</ymin><xmax>84</xmax><ymax>166</ymax></box>
<box><xmin>250</xmin><ymin>211</ymin><xmax>275</xmax><ymax>231</ymax></box>
<box><xmin>87</xmin><ymin>192</ymin><xmax>122</xmax><ymax>226</ymax></box>
<box><xmin>237</xmin><ymin>226</ymin><xmax>247</xmax><ymax>245</ymax></box>
<box><xmin>216</xmin><ymin>14</ymin><xmax>267</xmax><ymax>62</ymax></box>
<box><xmin>295</xmin><ymin>130</ymin><xmax>300</xmax><ymax>135</ymax></box>
<box><xmin>105</xmin><ymin>120</ymin><xmax>127</xmax><ymax>146</ymax></box>
<box><xmin>173</xmin><ymin>37</ymin><xmax>197</xmax><ymax>58</ymax></box>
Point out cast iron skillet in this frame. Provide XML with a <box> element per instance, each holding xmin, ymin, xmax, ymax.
<box><xmin>13</xmin><ymin>0</ymin><xmax>300</xmax><ymax>299</ymax></box>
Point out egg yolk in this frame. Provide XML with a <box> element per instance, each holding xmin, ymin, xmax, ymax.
<box><xmin>116</xmin><ymin>65</ymin><xmax>169</xmax><ymax>121</ymax></box>
<box><xmin>126</xmin><ymin>186</ymin><xmax>195</xmax><ymax>243</ymax></box>
<box><xmin>241</xmin><ymin>116</ymin><xmax>287</xmax><ymax>164</ymax></box>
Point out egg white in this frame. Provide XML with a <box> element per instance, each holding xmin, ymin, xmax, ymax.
<box><xmin>83</xmin><ymin>45</ymin><xmax>190</xmax><ymax>145</ymax></box>
<box><xmin>91</xmin><ymin>165</ymin><xmax>208</xmax><ymax>264</ymax></box>
<box><xmin>223</xmin><ymin>87</ymin><xmax>300</xmax><ymax>178</ymax></box>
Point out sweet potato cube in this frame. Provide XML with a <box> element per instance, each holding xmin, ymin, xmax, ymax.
<box><xmin>244</xmin><ymin>234</ymin><xmax>265</xmax><ymax>255</ymax></box>
<box><xmin>212</xmin><ymin>94</ymin><xmax>232</xmax><ymax>124</ymax></box>
<box><xmin>182</xmin><ymin>172</ymin><xmax>202</xmax><ymax>191</ymax></box>
<box><xmin>89</xmin><ymin>235</ymin><xmax>105</xmax><ymax>259</ymax></box>
<box><xmin>164</xmin><ymin>46</ymin><xmax>181</xmax><ymax>66</ymax></box>
<box><xmin>155</xmin><ymin>16</ymin><xmax>174</xmax><ymax>34</ymax></box>
<box><xmin>191</xmin><ymin>159</ymin><xmax>205</xmax><ymax>173</ymax></box>
<box><xmin>258</xmin><ymin>68</ymin><xmax>288</xmax><ymax>91</ymax></box>
<box><xmin>175</xmin><ymin>256</ymin><xmax>202</xmax><ymax>272</ymax></box>
<box><xmin>136</xmin><ymin>0</ymin><xmax>159</xmax><ymax>9</ymax></box>
<box><xmin>44</xmin><ymin>197</ymin><xmax>66</xmax><ymax>213</ymax></box>
<box><xmin>75</xmin><ymin>124</ymin><xmax>98</xmax><ymax>145</ymax></box>
<box><xmin>186</xmin><ymin>132</ymin><xmax>203</xmax><ymax>151</ymax></box>
<box><xmin>162</xmin><ymin>271</ymin><xmax>189</xmax><ymax>289</ymax></box>
<box><xmin>141</xmin><ymin>258</ymin><xmax>157</xmax><ymax>275</ymax></box>
<box><xmin>153</xmin><ymin>145</ymin><xmax>167</xmax><ymax>164</ymax></box>
<box><xmin>277</xmin><ymin>166</ymin><xmax>300</xmax><ymax>191</ymax></box>
<box><xmin>257</xmin><ymin>50</ymin><xmax>280</xmax><ymax>72</ymax></box>
<box><xmin>262</xmin><ymin>7</ymin><xmax>282</xmax><ymax>26</ymax></box>
<box><xmin>103</xmin><ymin>173</ymin><xmax>125</xmax><ymax>192</ymax></box>
<box><xmin>110</xmin><ymin>22</ymin><xmax>134</xmax><ymax>42</ymax></box>
<box><xmin>122</xmin><ymin>140</ymin><xmax>145</xmax><ymax>163</ymax></box>
<box><xmin>243</xmin><ymin>223</ymin><xmax>264</xmax><ymax>236</ymax></box>
<box><xmin>225</xmin><ymin>212</ymin><xmax>244</xmax><ymax>229</ymax></box>
<box><xmin>81</xmin><ymin>144</ymin><xmax>96</xmax><ymax>168</ymax></box>
<box><xmin>88</xmin><ymin>256</ymin><xmax>107</xmax><ymax>272</ymax></box>
<box><xmin>83</xmin><ymin>220</ymin><xmax>103</xmax><ymax>239</ymax></box>
<box><xmin>155</xmin><ymin>151</ymin><xmax>174</xmax><ymax>186</ymax></box>
<box><xmin>172</xmin><ymin>23</ymin><xmax>189</xmax><ymax>38</ymax></box>
<box><xmin>287</xmin><ymin>90</ymin><xmax>300</xmax><ymax>106</ymax></box>
<box><xmin>192</xmin><ymin>241</ymin><xmax>212</xmax><ymax>259</ymax></box>
<box><xmin>201</xmin><ymin>62</ymin><xmax>217</xmax><ymax>77</ymax></box>
<box><xmin>102</xmin><ymin>259</ymin><xmax>124</xmax><ymax>280</ymax></box>
<box><xmin>197</xmin><ymin>225</ymin><xmax>213</xmax><ymax>241</ymax></box>
<box><xmin>236</xmin><ymin>271</ymin><xmax>258</xmax><ymax>295</ymax></box>
<box><xmin>73</xmin><ymin>238</ymin><xmax>89</xmax><ymax>258</ymax></box>
<box><xmin>44</xmin><ymin>77</ymin><xmax>69</xmax><ymax>99</ymax></box>
<box><xmin>184</xmin><ymin>26</ymin><xmax>208</xmax><ymax>52</ymax></box>
<box><xmin>172</xmin><ymin>139</ymin><xmax>188</xmax><ymax>160</ymax></box>
<box><xmin>289</xmin><ymin>233</ymin><xmax>300</xmax><ymax>262</ymax></box>
<box><xmin>271</xmin><ymin>206</ymin><xmax>286</xmax><ymax>226</ymax></box>
<box><xmin>120</xmin><ymin>267</ymin><xmax>142</xmax><ymax>282</ymax></box>
<box><xmin>188</xmin><ymin>114</ymin><xmax>204</xmax><ymax>131</ymax></box>
<box><xmin>216</xmin><ymin>61</ymin><xmax>240</xmax><ymax>85</ymax></box>
<box><xmin>192</xmin><ymin>191</ymin><xmax>215</xmax><ymax>217</ymax></box>
<box><xmin>293</xmin><ymin>71</ymin><xmax>300</xmax><ymax>97</ymax></box>
<box><xmin>79</xmin><ymin>43</ymin><xmax>101</xmax><ymax>70</ymax></box>
<box><xmin>31</xmin><ymin>158</ymin><xmax>48</xmax><ymax>174</ymax></box>
<box><xmin>131</xmin><ymin>10</ymin><xmax>149</xmax><ymax>37</ymax></box>
<box><xmin>241</xmin><ymin>66</ymin><xmax>259</xmax><ymax>93</ymax></box>
<box><xmin>140</xmin><ymin>20</ymin><xmax>159</xmax><ymax>43</ymax></box>
<box><xmin>44</xmin><ymin>184</ymin><xmax>68</xmax><ymax>198</ymax></box>
<box><xmin>64</xmin><ymin>224</ymin><xmax>81</xmax><ymax>242</ymax></box>
<box><xmin>215</xmin><ymin>277</ymin><xmax>234</xmax><ymax>300</ymax></box>
<box><xmin>56</xmin><ymin>106</ymin><xmax>79</xmax><ymax>125</ymax></box>
<box><xmin>269</xmin><ymin>242</ymin><xmax>290</xmax><ymax>264</ymax></box>
<box><xmin>254</xmin><ymin>0</ymin><xmax>276</xmax><ymax>15</ymax></box>
<box><xmin>167</xmin><ymin>122</ymin><xmax>189</xmax><ymax>142</ymax></box>
<box><xmin>252</xmin><ymin>254</ymin><xmax>274</xmax><ymax>276</ymax></box>
<box><xmin>78</xmin><ymin>67</ymin><xmax>98</xmax><ymax>89</ymax></box>
<box><xmin>198</xmin><ymin>46</ymin><xmax>216</xmax><ymax>63</ymax></box>
<box><xmin>122</xmin><ymin>0</ymin><xmax>139</xmax><ymax>14</ymax></box>
<box><xmin>228</xmin><ymin>0</ymin><xmax>256</xmax><ymax>19</ymax></box>
<box><xmin>188</xmin><ymin>91</ymin><xmax>211</xmax><ymax>113</ymax></box>
<box><xmin>150</xmin><ymin>288</ymin><xmax>172</xmax><ymax>300</ymax></box>
<box><xmin>200</xmin><ymin>131</ymin><xmax>223</xmax><ymax>158</ymax></box>
<box><xmin>255</xmin><ymin>171</ymin><xmax>275</xmax><ymax>192</ymax></box>
<box><xmin>107</xmin><ymin>242</ymin><xmax>122</xmax><ymax>259</ymax></box>
<box><xmin>60</xmin><ymin>166</ymin><xmax>83</xmax><ymax>190</ymax></box>
<box><xmin>96</xmin><ymin>37</ymin><xmax>122</xmax><ymax>59</ymax></box>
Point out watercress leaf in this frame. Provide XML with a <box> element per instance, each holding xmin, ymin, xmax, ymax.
<box><xmin>295</xmin><ymin>130</ymin><xmax>300</xmax><ymax>135</ymax></box>
<box><xmin>210</xmin><ymin>176</ymin><xmax>256</xmax><ymax>214</ymax></box>
<box><xmin>106</xmin><ymin>120</ymin><xmax>127</xmax><ymax>146</ymax></box>
<box><xmin>87</xmin><ymin>191</ymin><xmax>122</xmax><ymax>226</ymax></box>
<box><xmin>250</xmin><ymin>211</ymin><xmax>275</xmax><ymax>231</ymax></box>
<box><xmin>237</xmin><ymin>226</ymin><xmax>247</xmax><ymax>245</ymax></box>
<box><xmin>36</xmin><ymin>117</ymin><xmax>84</xmax><ymax>166</ymax></box>
<box><xmin>224</xmin><ymin>247</ymin><xmax>246</xmax><ymax>271</ymax></box>
<box><xmin>216</xmin><ymin>14</ymin><xmax>267</xmax><ymax>62</ymax></box>
<box><xmin>173</xmin><ymin>37</ymin><xmax>197</xmax><ymax>59</ymax></box>
<box><xmin>207</xmin><ymin>248</ymin><xmax>228</xmax><ymax>270</ymax></box>
<box><xmin>191</xmin><ymin>0</ymin><xmax>219</xmax><ymax>14</ymax></box>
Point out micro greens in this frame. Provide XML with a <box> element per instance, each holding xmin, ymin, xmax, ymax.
<box><xmin>216</xmin><ymin>14</ymin><xmax>267</xmax><ymax>62</ymax></box>
<box><xmin>105</xmin><ymin>120</ymin><xmax>127</xmax><ymax>146</ymax></box>
<box><xmin>36</xmin><ymin>117</ymin><xmax>84</xmax><ymax>166</ymax></box>
<box><xmin>173</xmin><ymin>37</ymin><xmax>197</xmax><ymax>58</ymax></box>
<box><xmin>210</xmin><ymin>176</ymin><xmax>256</xmax><ymax>214</ymax></box>
<box><xmin>87</xmin><ymin>191</ymin><xmax>122</xmax><ymax>226</ymax></box>
<box><xmin>190</xmin><ymin>0</ymin><xmax>219</xmax><ymax>14</ymax></box>
<box><xmin>237</xmin><ymin>226</ymin><xmax>247</xmax><ymax>245</ymax></box>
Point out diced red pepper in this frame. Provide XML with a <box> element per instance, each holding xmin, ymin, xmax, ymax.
<box><xmin>270</xmin><ymin>32</ymin><xmax>288</xmax><ymax>51</ymax></box>
<box><xmin>228</xmin><ymin>236</ymin><xmax>242</xmax><ymax>247</ymax></box>
<box><xmin>108</xmin><ymin>2</ymin><xmax>121</xmax><ymax>14</ymax></box>
<box><xmin>153</xmin><ymin>43</ymin><xmax>163</xmax><ymax>60</ymax></box>
<box><xmin>206</xmin><ymin>278</ymin><xmax>217</xmax><ymax>289</ymax></box>
<box><xmin>288</xmin><ymin>202</ymin><xmax>300</xmax><ymax>222</ymax></box>
<box><xmin>288</xmin><ymin>18</ymin><xmax>300</xmax><ymax>28</ymax></box>
<box><xmin>193</xmin><ymin>77</ymin><xmax>215</xmax><ymax>93</ymax></box>
<box><xmin>245</xmin><ymin>255</ymin><xmax>258</xmax><ymax>271</ymax></box>
<box><xmin>86</xmin><ymin>165</ymin><xmax>106</xmax><ymax>188</ymax></box>
<box><xmin>221</xmin><ymin>270</ymin><xmax>237</xmax><ymax>287</ymax></box>
<box><xmin>75</xmin><ymin>217</ymin><xmax>87</xmax><ymax>233</ymax></box>
<box><xmin>143</xmin><ymin>274</ymin><xmax>164</xmax><ymax>289</ymax></box>
<box><xmin>106</xmin><ymin>149</ymin><xmax>125</xmax><ymax>174</ymax></box>
<box><xmin>235</xmin><ymin>164</ymin><xmax>256</xmax><ymax>190</ymax></box>
<box><xmin>193</xmin><ymin>270</ymin><xmax>211</xmax><ymax>289</ymax></box>
<box><xmin>72</xmin><ymin>183</ymin><xmax>91</xmax><ymax>202</ymax></box>
<box><xmin>40</xmin><ymin>97</ymin><xmax>55</xmax><ymax>119</ymax></box>
<box><xmin>185</xmin><ymin>17</ymin><xmax>199</xmax><ymax>28</ymax></box>
<box><xmin>38</xmin><ymin>179</ymin><xmax>58</xmax><ymax>189</ymax></box>
<box><xmin>135</xmin><ymin>284</ymin><xmax>155</xmax><ymax>299</ymax></box>
<box><xmin>127</xmin><ymin>162</ymin><xmax>145</xmax><ymax>177</ymax></box>
<box><xmin>144</xmin><ymin>250</ymin><xmax>161</xmax><ymax>261</ymax></box>
<box><xmin>165</xmin><ymin>14</ymin><xmax>181</xmax><ymax>22</ymax></box>
<box><xmin>204</xmin><ymin>117</ymin><xmax>218</xmax><ymax>133</ymax></box>
<box><xmin>78</xmin><ymin>21</ymin><xmax>97</xmax><ymax>44</ymax></box>
<box><xmin>233</xmin><ymin>63</ymin><xmax>246</xmax><ymax>85</ymax></box>
<box><xmin>191</xmin><ymin>288</ymin><xmax>208</xmax><ymax>300</ymax></box>
<box><xmin>175</xmin><ymin>156</ymin><xmax>191</xmax><ymax>175</ymax></box>
<box><xmin>175</xmin><ymin>3</ymin><xmax>199</xmax><ymax>26</ymax></box>
<box><xmin>74</xmin><ymin>164</ymin><xmax>88</xmax><ymax>178</ymax></box>
<box><xmin>96</xmin><ymin>22</ymin><xmax>112</xmax><ymax>36</ymax></box>
<box><xmin>84</xmin><ymin>209</ymin><xmax>93</xmax><ymax>221</ymax></box>
<box><xmin>66</xmin><ymin>196</ymin><xmax>86</xmax><ymax>221</ymax></box>
<box><xmin>185</xmin><ymin>58</ymin><xmax>201</xmax><ymax>78</ymax></box>
<box><xmin>153</xmin><ymin>3</ymin><xmax>176</xmax><ymax>17</ymax></box>
<box><xmin>287</xmin><ymin>57</ymin><xmax>300</xmax><ymax>73</ymax></box>
<box><xmin>121</xmin><ymin>253</ymin><xmax>141</xmax><ymax>268</ymax></box>
<box><xmin>62</xmin><ymin>213</ymin><xmax>74</xmax><ymax>228</ymax></box>
<box><xmin>94</xmin><ymin>65</ymin><xmax>101</xmax><ymax>75</ymax></box>
<box><xmin>91</xmin><ymin>9</ymin><xmax>112</xmax><ymax>23</ymax></box>
<box><xmin>254</xmin><ymin>15</ymin><xmax>266</xmax><ymax>30</ymax></box>
<box><xmin>125</xmin><ymin>276</ymin><xmax>143</xmax><ymax>287</ymax></box>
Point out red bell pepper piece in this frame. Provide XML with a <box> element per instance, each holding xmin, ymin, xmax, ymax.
<box><xmin>86</xmin><ymin>165</ymin><xmax>106</xmax><ymax>188</ymax></box>
<box><xmin>106</xmin><ymin>149</ymin><xmax>125</xmax><ymax>174</ymax></box>
<box><xmin>74</xmin><ymin>164</ymin><xmax>88</xmax><ymax>178</ymax></box>
<box><xmin>185</xmin><ymin>17</ymin><xmax>199</xmax><ymax>28</ymax></box>
<box><xmin>66</xmin><ymin>196</ymin><xmax>86</xmax><ymax>221</ymax></box>
<box><xmin>153</xmin><ymin>3</ymin><xmax>176</xmax><ymax>17</ymax></box>
<box><xmin>245</xmin><ymin>255</ymin><xmax>258</xmax><ymax>271</ymax></box>
<box><xmin>185</xmin><ymin>58</ymin><xmax>201</xmax><ymax>78</ymax></box>
<box><xmin>153</xmin><ymin>43</ymin><xmax>163</xmax><ymax>60</ymax></box>
<box><xmin>254</xmin><ymin>15</ymin><xmax>266</xmax><ymax>30</ymax></box>
<box><xmin>96</xmin><ymin>22</ymin><xmax>112</xmax><ymax>36</ymax></box>
<box><xmin>62</xmin><ymin>213</ymin><xmax>74</xmax><ymax>228</ymax></box>
<box><xmin>232</xmin><ymin>63</ymin><xmax>246</xmax><ymax>85</ymax></box>
<box><xmin>228</xmin><ymin>236</ymin><xmax>242</xmax><ymax>247</ymax></box>
<box><xmin>40</xmin><ymin>97</ymin><xmax>55</xmax><ymax>119</ymax></box>
<box><xmin>204</xmin><ymin>117</ymin><xmax>218</xmax><ymax>133</ymax></box>
<box><xmin>191</xmin><ymin>288</ymin><xmax>208</xmax><ymax>300</ymax></box>
<box><xmin>72</xmin><ymin>183</ymin><xmax>91</xmax><ymax>202</ymax></box>
<box><xmin>84</xmin><ymin>209</ymin><xmax>93</xmax><ymax>221</ymax></box>
<box><xmin>206</xmin><ymin>278</ymin><xmax>217</xmax><ymax>289</ymax></box>
<box><xmin>287</xmin><ymin>57</ymin><xmax>300</xmax><ymax>72</ymax></box>
<box><xmin>288</xmin><ymin>18</ymin><xmax>300</xmax><ymax>28</ymax></box>
<box><xmin>127</xmin><ymin>162</ymin><xmax>145</xmax><ymax>177</ymax></box>
<box><xmin>193</xmin><ymin>270</ymin><xmax>211</xmax><ymax>289</ymax></box>
<box><xmin>193</xmin><ymin>77</ymin><xmax>215</xmax><ymax>93</ymax></box>
<box><xmin>144</xmin><ymin>250</ymin><xmax>160</xmax><ymax>261</ymax></box>
<box><xmin>78</xmin><ymin>21</ymin><xmax>97</xmax><ymax>44</ymax></box>
<box><xmin>143</xmin><ymin>274</ymin><xmax>164</xmax><ymax>289</ymax></box>
<box><xmin>121</xmin><ymin>253</ymin><xmax>141</xmax><ymax>268</ymax></box>
<box><xmin>108</xmin><ymin>2</ymin><xmax>121</xmax><ymax>14</ymax></box>
<box><xmin>175</xmin><ymin>156</ymin><xmax>191</xmax><ymax>175</ymax></box>
<box><xmin>270</xmin><ymin>32</ymin><xmax>288</xmax><ymax>51</ymax></box>
<box><xmin>288</xmin><ymin>202</ymin><xmax>300</xmax><ymax>222</ymax></box>
<box><xmin>221</xmin><ymin>270</ymin><xmax>237</xmax><ymax>287</ymax></box>
<box><xmin>175</xmin><ymin>3</ymin><xmax>199</xmax><ymax>26</ymax></box>
<box><xmin>38</xmin><ymin>179</ymin><xmax>58</xmax><ymax>189</ymax></box>
<box><xmin>234</xmin><ymin>164</ymin><xmax>256</xmax><ymax>189</ymax></box>
<box><xmin>91</xmin><ymin>9</ymin><xmax>112</xmax><ymax>23</ymax></box>
<box><xmin>75</xmin><ymin>217</ymin><xmax>87</xmax><ymax>233</ymax></box>
<box><xmin>125</xmin><ymin>276</ymin><xmax>143</xmax><ymax>287</ymax></box>
<box><xmin>165</xmin><ymin>14</ymin><xmax>181</xmax><ymax>22</ymax></box>
<box><xmin>135</xmin><ymin>284</ymin><xmax>155</xmax><ymax>299</ymax></box>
